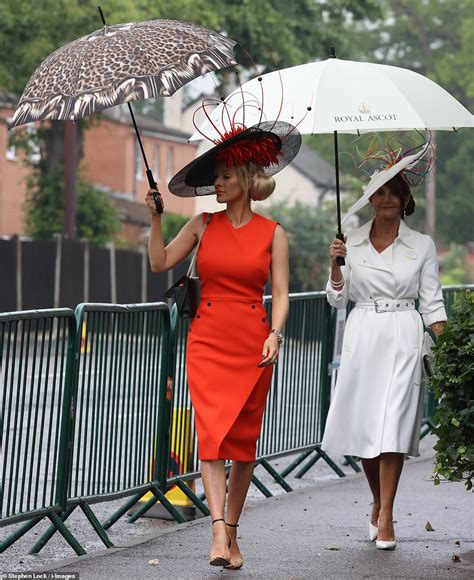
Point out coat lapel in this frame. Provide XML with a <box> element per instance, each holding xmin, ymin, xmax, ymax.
<box><xmin>348</xmin><ymin>220</ymin><xmax>392</xmax><ymax>274</ymax></box>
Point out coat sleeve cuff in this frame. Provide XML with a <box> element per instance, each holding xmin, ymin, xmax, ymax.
<box><xmin>326</xmin><ymin>280</ymin><xmax>349</xmax><ymax>309</ymax></box>
<box><xmin>422</xmin><ymin>306</ymin><xmax>447</xmax><ymax>327</ymax></box>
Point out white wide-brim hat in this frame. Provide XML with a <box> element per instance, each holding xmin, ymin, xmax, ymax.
<box><xmin>341</xmin><ymin>142</ymin><xmax>431</xmax><ymax>226</ymax></box>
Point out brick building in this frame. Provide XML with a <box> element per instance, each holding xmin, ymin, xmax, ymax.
<box><xmin>82</xmin><ymin>106</ymin><xmax>197</xmax><ymax>244</ymax></box>
<box><xmin>0</xmin><ymin>92</ymin><xmax>197</xmax><ymax>245</ymax></box>
<box><xmin>0</xmin><ymin>89</ymin><xmax>32</xmax><ymax>236</ymax></box>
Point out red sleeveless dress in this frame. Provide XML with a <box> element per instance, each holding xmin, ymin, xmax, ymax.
<box><xmin>186</xmin><ymin>210</ymin><xmax>278</xmax><ymax>461</ymax></box>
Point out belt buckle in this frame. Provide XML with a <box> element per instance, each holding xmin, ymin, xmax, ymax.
<box><xmin>374</xmin><ymin>299</ymin><xmax>389</xmax><ymax>313</ymax></box>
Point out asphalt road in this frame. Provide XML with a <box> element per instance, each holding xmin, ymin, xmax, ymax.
<box><xmin>15</xmin><ymin>455</ymin><xmax>474</xmax><ymax>580</ymax></box>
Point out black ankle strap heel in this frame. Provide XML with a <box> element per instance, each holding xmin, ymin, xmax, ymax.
<box><xmin>212</xmin><ymin>518</ymin><xmax>225</xmax><ymax>524</ymax></box>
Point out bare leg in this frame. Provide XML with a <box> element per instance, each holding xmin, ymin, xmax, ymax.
<box><xmin>225</xmin><ymin>460</ymin><xmax>255</xmax><ymax>567</ymax></box>
<box><xmin>378</xmin><ymin>452</ymin><xmax>404</xmax><ymax>541</ymax></box>
<box><xmin>201</xmin><ymin>460</ymin><xmax>230</xmax><ymax>561</ymax></box>
<box><xmin>361</xmin><ymin>456</ymin><xmax>381</xmax><ymax>525</ymax></box>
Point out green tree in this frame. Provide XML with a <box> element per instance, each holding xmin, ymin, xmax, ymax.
<box><xmin>262</xmin><ymin>201</ymin><xmax>335</xmax><ymax>291</ymax></box>
<box><xmin>439</xmin><ymin>243</ymin><xmax>470</xmax><ymax>286</ymax></box>
<box><xmin>161</xmin><ymin>213</ymin><xmax>190</xmax><ymax>244</ymax></box>
<box><xmin>0</xmin><ymin>0</ymin><xmax>142</xmax><ymax>241</ymax></box>
<box><xmin>25</xmin><ymin>165</ymin><xmax>121</xmax><ymax>246</ymax></box>
<box><xmin>337</xmin><ymin>0</ymin><xmax>474</xmax><ymax>246</ymax></box>
<box><xmin>432</xmin><ymin>290</ymin><xmax>474</xmax><ymax>490</ymax></box>
<box><xmin>135</xmin><ymin>0</ymin><xmax>381</xmax><ymax>70</ymax></box>
<box><xmin>0</xmin><ymin>0</ymin><xmax>381</xmax><ymax>242</ymax></box>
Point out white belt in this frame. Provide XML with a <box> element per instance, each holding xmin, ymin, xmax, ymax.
<box><xmin>355</xmin><ymin>299</ymin><xmax>416</xmax><ymax>313</ymax></box>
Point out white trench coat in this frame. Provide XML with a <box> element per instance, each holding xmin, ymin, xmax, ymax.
<box><xmin>321</xmin><ymin>220</ymin><xmax>447</xmax><ymax>458</ymax></box>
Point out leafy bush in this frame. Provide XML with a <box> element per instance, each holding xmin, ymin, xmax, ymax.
<box><xmin>431</xmin><ymin>290</ymin><xmax>474</xmax><ymax>490</ymax></box>
<box><xmin>161</xmin><ymin>213</ymin><xmax>189</xmax><ymax>245</ymax></box>
<box><xmin>25</xmin><ymin>167</ymin><xmax>121</xmax><ymax>247</ymax></box>
<box><xmin>262</xmin><ymin>201</ymin><xmax>335</xmax><ymax>292</ymax></box>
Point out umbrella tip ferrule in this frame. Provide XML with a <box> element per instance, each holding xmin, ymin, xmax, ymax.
<box><xmin>329</xmin><ymin>46</ymin><xmax>336</xmax><ymax>58</ymax></box>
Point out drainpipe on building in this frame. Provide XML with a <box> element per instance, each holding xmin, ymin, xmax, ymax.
<box><xmin>64</xmin><ymin>120</ymin><xmax>77</xmax><ymax>240</ymax></box>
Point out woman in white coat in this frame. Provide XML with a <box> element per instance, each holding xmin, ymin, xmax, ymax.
<box><xmin>322</xmin><ymin>143</ymin><xmax>446</xmax><ymax>550</ymax></box>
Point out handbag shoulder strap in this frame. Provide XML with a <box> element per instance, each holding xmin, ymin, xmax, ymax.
<box><xmin>187</xmin><ymin>213</ymin><xmax>212</xmax><ymax>276</ymax></box>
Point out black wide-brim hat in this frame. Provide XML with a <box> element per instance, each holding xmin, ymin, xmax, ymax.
<box><xmin>168</xmin><ymin>120</ymin><xmax>302</xmax><ymax>197</ymax></box>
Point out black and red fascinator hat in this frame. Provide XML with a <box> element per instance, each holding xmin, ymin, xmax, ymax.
<box><xmin>168</xmin><ymin>81</ymin><xmax>303</xmax><ymax>197</ymax></box>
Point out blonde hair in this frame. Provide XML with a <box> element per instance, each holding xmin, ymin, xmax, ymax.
<box><xmin>234</xmin><ymin>162</ymin><xmax>276</xmax><ymax>201</ymax></box>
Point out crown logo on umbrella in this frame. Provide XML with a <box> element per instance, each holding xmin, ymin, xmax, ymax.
<box><xmin>358</xmin><ymin>103</ymin><xmax>371</xmax><ymax>114</ymax></box>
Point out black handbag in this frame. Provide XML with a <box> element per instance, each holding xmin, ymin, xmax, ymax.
<box><xmin>163</xmin><ymin>214</ymin><xmax>211</xmax><ymax>319</ymax></box>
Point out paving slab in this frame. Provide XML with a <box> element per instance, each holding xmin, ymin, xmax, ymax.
<box><xmin>15</xmin><ymin>455</ymin><xmax>473</xmax><ymax>580</ymax></box>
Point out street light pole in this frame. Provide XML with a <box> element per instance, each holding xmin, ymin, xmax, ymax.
<box><xmin>64</xmin><ymin>120</ymin><xmax>77</xmax><ymax>239</ymax></box>
<box><xmin>425</xmin><ymin>130</ymin><xmax>436</xmax><ymax>240</ymax></box>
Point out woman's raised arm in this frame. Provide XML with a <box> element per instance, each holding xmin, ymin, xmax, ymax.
<box><xmin>145</xmin><ymin>189</ymin><xmax>203</xmax><ymax>273</ymax></box>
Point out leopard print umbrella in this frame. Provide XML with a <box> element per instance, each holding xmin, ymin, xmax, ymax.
<box><xmin>9</xmin><ymin>19</ymin><xmax>238</xmax><ymax>129</ymax></box>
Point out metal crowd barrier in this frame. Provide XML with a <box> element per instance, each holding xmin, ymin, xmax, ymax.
<box><xmin>1</xmin><ymin>286</ymin><xmax>472</xmax><ymax>551</ymax></box>
<box><xmin>134</xmin><ymin>291</ymin><xmax>342</xmax><ymax>523</ymax></box>
<box><xmin>0</xmin><ymin>309</ymin><xmax>78</xmax><ymax>552</ymax></box>
<box><xmin>1</xmin><ymin>303</ymin><xmax>173</xmax><ymax>555</ymax></box>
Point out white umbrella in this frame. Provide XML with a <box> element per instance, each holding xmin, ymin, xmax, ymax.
<box><xmin>192</xmin><ymin>57</ymin><xmax>474</xmax><ymax>137</ymax></box>
<box><xmin>190</xmin><ymin>51</ymin><xmax>474</xmax><ymax>261</ymax></box>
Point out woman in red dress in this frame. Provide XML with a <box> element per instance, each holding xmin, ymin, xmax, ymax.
<box><xmin>146</xmin><ymin>120</ymin><xmax>301</xmax><ymax>569</ymax></box>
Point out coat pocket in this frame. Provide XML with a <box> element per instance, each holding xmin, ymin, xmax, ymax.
<box><xmin>342</xmin><ymin>311</ymin><xmax>362</xmax><ymax>353</ymax></box>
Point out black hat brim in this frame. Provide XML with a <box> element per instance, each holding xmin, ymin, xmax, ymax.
<box><xmin>168</xmin><ymin>120</ymin><xmax>302</xmax><ymax>197</ymax></box>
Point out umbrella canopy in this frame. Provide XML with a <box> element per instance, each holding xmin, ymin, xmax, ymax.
<box><xmin>9</xmin><ymin>17</ymin><xmax>239</xmax><ymax>216</ymax></box>
<box><xmin>190</xmin><ymin>54</ymin><xmax>474</xmax><ymax>256</ymax></box>
<box><xmin>9</xmin><ymin>19</ymin><xmax>238</xmax><ymax>129</ymax></box>
<box><xmin>190</xmin><ymin>57</ymin><xmax>474</xmax><ymax>140</ymax></box>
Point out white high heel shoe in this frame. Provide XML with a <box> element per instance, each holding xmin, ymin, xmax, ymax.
<box><xmin>369</xmin><ymin>521</ymin><xmax>378</xmax><ymax>542</ymax></box>
<box><xmin>376</xmin><ymin>539</ymin><xmax>397</xmax><ymax>550</ymax></box>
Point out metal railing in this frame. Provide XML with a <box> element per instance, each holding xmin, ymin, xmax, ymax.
<box><xmin>29</xmin><ymin>303</ymin><xmax>176</xmax><ymax>555</ymax></box>
<box><xmin>147</xmin><ymin>292</ymin><xmax>342</xmax><ymax>507</ymax></box>
<box><xmin>1</xmin><ymin>286</ymin><xmax>472</xmax><ymax>553</ymax></box>
<box><xmin>0</xmin><ymin>309</ymin><xmax>78</xmax><ymax>551</ymax></box>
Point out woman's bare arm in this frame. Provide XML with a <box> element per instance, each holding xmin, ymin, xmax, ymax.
<box><xmin>146</xmin><ymin>189</ymin><xmax>203</xmax><ymax>273</ymax></box>
<box><xmin>260</xmin><ymin>225</ymin><xmax>289</xmax><ymax>366</ymax></box>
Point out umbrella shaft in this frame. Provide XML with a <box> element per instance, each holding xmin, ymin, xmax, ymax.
<box><xmin>333</xmin><ymin>131</ymin><xmax>342</xmax><ymax>236</ymax></box>
<box><xmin>128</xmin><ymin>102</ymin><xmax>151</xmax><ymax>174</ymax></box>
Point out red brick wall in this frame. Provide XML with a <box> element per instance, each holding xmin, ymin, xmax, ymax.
<box><xmin>121</xmin><ymin>222</ymin><xmax>145</xmax><ymax>245</ymax></box>
<box><xmin>82</xmin><ymin>117</ymin><xmax>197</xmax><ymax>217</ymax></box>
<box><xmin>0</xmin><ymin>111</ymin><xmax>198</xmax><ymax>240</ymax></box>
<box><xmin>0</xmin><ymin>107</ymin><xmax>31</xmax><ymax>235</ymax></box>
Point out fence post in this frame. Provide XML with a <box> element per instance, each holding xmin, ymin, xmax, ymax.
<box><xmin>153</xmin><ymin>305</ymin><xmax>174</xmax><ymax>491</ymax></box>
<box><xmin>15</xmin><ymin>236</ymin><xmax>22</xmax><ymax>311</ymax></box>
<box><xmin>54</xmin><ymin>314</ymin><xmax>79</xmax><ymax>511</ymax></box>
<box><xmin>318</xmin><ymin>301</ymin><xmax>333</xmax><ymax>442</ymax></box>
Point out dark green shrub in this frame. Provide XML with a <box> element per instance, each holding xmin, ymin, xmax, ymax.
<box><xmin>431</xmin><ymin>290</ymin><xmax>474</xmax><ymax>490</ymax></box>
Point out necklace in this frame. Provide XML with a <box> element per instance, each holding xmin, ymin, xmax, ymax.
<box><xmin>226</xmin><ymin>209</ymin><xmax>253</xmax><ymax>228</ymax></box>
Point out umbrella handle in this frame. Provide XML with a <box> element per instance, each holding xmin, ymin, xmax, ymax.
<box><xmin>146</xmin><ymin>170</ymin><xmax>164</xmax><ymax>214</ymax></box>
<box><xmin>335</xmin><ymin>232</ymin><xmax>345</xmax><ymax>267</ymax></box>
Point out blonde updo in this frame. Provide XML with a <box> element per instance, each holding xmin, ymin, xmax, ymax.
<box><xmin>234</xmin><ymin>161</ymin><xmax>276</xmax><ymax>201</ymax></box>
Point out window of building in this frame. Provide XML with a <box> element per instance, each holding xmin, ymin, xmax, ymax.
<box><xmin>26</xmin><ymin>125</ymin><xmax>40</xmax><ymax>163</ymax></box>
<box><xmin>135</xmin><ymin>141</ymin><xmax>144</xmax><ymax>181</ymax></box>
<box><xmin>6</xmin><ymin>143</ymin><xmax>16</xmax><ymax>161</ymax></box>
<box><xmin>5</xmin><ymin>122</ymin><xmax>40</xmax><ymax>163</ymax></box>
<box><xmin>167</xmin><ymin>147</ymin><xmax>174</xmax><ymax>181</ymax></box>
<box><xmin>153</xmin><ymin>144</ymin><xmax>160</xmax><ymax>181</ymax></box>
<box><xmin>6</xmin><ymin>119</ymin><xmax>17</xmax><ymax>161</ymax></box>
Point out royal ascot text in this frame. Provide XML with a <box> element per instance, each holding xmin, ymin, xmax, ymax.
<box><xmin>334</xmin><ymin>114</ymin><xmax>398</xmax><ymax>122</ymax></box>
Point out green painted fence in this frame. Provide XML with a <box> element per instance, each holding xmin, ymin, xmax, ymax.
<box><xmin>1</xmin><ymin>286</ymin><xmax>471</xmax><ymax>554</ymax></box>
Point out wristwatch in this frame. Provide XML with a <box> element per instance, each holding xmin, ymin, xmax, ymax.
<box><xmin>271</xmin><ymin>329</ymin><xmax>285</xmax><ymax>345</ymax></box>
